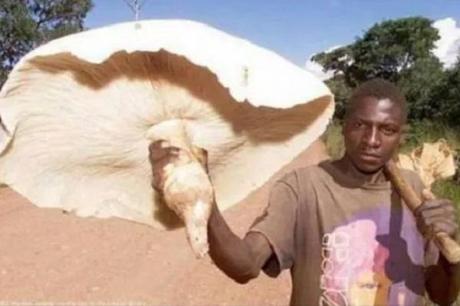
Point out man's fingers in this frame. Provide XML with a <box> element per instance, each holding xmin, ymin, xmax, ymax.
<box><xmin>416</xmin><ymin>202</ymin><xmax>455</xmax><ymax>220</ymax></box>
<box><xmin>152</xmin><ymin>172</ymin><xmax>165</xmax><ymax>191</ymax></box>
<box><xmin>149</xmin><ymin>141</ymin><xmax>167</xmax><ymax>160</ymax></box>
<box><xmin>415</xmin><ymin>199</ymin><xmax>453</xmax><ymax>216</ymax></box>
<box><xmin>149</xmin><ymin>143</ymin><xmax>181</xmax><ymax>162</ymax></box>
<box><xmin>417</xmin><ymin>211</ymin><xmax>456</xmax><ymax>228</ymax></box>
<box><xmin>149</xmin><ymin>140</ymin><xmax>183</xmax><ymax>193</ymax></box>
<box><xmin>152</xmin><ymin>151</ymin><xmax>180</xmax><ymax>169</ymax></box>
<box><xmin>149</xmin><ymin>140</ymin><xmax>168</xmax><ymax>153</ymax></box>
<box><xmin>430</xmin><ymin>220</ymin><xmax>459</xmax><ymax>237</ymax></box>
<box><xmin>417</xmin><ymin>212</ymin><xmax>459</xmax><ymax>238</ymax></box>
<box><xmin>419</xmin><ymin>222</ymin><xmax>458</xmax><ymax>239</ymax></box>
<box><xmin>422</xmin><ymin>215</ymin><xmax>457</xmax><ymax>226</ymax></box>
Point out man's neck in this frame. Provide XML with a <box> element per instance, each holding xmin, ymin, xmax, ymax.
<box><xmin>336</xmin><ymin>155</ymin><xmax>388</xmax><ymax>184</ymax></box>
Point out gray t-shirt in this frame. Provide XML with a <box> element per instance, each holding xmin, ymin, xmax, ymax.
<box><xmin>250</xmin><ymin>160</ymin><xmax>439</xmax><ymax>306</ymax></box>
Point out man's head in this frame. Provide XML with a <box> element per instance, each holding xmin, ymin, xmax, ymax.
<box><xmin>342</xmin><ymin>79</ymin><xmax>406</xmax><ymax>174</ymax></box>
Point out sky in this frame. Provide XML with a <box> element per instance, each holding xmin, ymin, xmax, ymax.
<box><xmin>86</xmin><ymin>0</ymin><xmax>460</xmax><ymax>67</ymax></box>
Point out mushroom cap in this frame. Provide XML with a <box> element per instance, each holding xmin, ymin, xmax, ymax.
<box><xmin>397</xmin><ymin>139</ymin><xmax>456</xmax><ymax>187</ymax></box>
<box><xmin>0</xmin><ymin>20</ymin><xmax>334</xmax><ymax>229</ymax></box>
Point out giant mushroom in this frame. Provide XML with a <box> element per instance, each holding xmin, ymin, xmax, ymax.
<box><xmin>0</xmin><ymin>20</ymin><xmax>334</xmax><ymax>256</ymax></box>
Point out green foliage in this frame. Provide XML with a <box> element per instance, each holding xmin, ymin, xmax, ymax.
<box><xmin>312</xmin><ymin>16</ymin><xmax>450</xmax><ymax>121</ymax></box>
<box><xmin>0</xmin><ymin>0</ymin><xmax>93</xmax><ymax>88</ymax></box>
<box><xmin>428</xmin><ymin>60</ymin><xmax>460</xmax><ymax>125</ymax></box>
<box><xmin>321</xmin><ymin>119</ymin><xmax>344</xmax><ymax>160</ymax></box>
<box><xmin>324</xmin><ymin>75</ymin><xmax>352</xmax><ymax>119</ymax></box>
<box><xmin>397</xmin><ymin>57</ymin><xmax>445</xmax><ymax>120</ymax></box>
<box><xmin>312</xmin><ymin>46</ymin><xmax>352</xmax><ymax>82</ymax></box>
<box><xmin>349</xmin><ymin>17</ymin><xmax>439</xmax><ymax>85</ymax></box>
<box><xmin>432</xmin><ymin>179</ymin><xmax>460</xmax><ymax>221</ymax></box>
<box><xmin>313</xmin><ymin>17</ymin><xmax>439</xmax><ymax>86</ymax></box>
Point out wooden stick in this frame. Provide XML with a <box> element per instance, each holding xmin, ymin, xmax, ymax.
<box><xmin>384</xmin><ymin>159</ymin><xmax>460</xmax><ymax>264</ymax></box>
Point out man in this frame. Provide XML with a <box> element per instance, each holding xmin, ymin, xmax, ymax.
<box><xmin>150</xmin><ymin>79</ymin><xmax>459</xmax><ymax>305</ymax></box>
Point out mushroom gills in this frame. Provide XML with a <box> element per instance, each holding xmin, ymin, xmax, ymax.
<box><xmin>0</xmin><ymin>114</ymin><xmax>15</xmax><ymax>156</ymax></box>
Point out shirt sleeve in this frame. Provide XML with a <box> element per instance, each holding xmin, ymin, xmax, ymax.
<box><xmin>248</xmin><ymin>172</ymin><xmax>299</xmax><ymax>277</ymax></box>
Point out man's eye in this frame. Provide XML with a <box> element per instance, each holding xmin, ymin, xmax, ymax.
<box><xmin>382</xmin><ymin>127</ymin><xmax>396</xmax><ymax>135</ymax></box>
<box><xmin>354</xmin><ymin>122</ymin><xmax>364</xmax><ymax>128</ymax></box>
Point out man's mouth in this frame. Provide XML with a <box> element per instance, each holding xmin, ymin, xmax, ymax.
<box><xmin>359</xmin><ymin>152</ymin><xmax>381</xmax><ymax>161</ymax></box>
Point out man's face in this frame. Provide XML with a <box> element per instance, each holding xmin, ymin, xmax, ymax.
<box><xmin>343</xmin><ymin>96</ymin><xmax>403</xmax><ymax>174</ymax></box>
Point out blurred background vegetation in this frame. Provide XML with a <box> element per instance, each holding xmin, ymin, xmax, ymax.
<box><xmin>0</xmin><ymin>0</ymin><xmax>93</xmax><ymax>86</ymax></box>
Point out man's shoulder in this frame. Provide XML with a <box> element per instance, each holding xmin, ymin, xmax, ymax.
<box><xmin>284</xmin><ymin>160</ymin><xmax>425</xmax><ymax>191</ymax></box>
<box><xmin>278</xmin><ymin>160</ymin><xmax>333</xmax><ymax>186</ymax></box>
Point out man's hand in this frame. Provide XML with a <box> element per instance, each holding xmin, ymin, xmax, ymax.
<box><xmin>415</xmin><ymin>189</ymin><xmax>459</xmax><ymax>240</ymax></box>
<box><xmin>148</xmin><ymin>140</ymin><xmax>211</xmax><ymax>192</ymax></box>
<box><xmin>148</xmin><ymin>140</ymin><xmax>181</xmax><ymax>192</ymax></box>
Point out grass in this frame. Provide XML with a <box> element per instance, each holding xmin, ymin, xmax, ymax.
<box><xmin>401</xmin><ymin>120</ymin><xmax>460</xmax><ymax>153</ymax></box>
<box><xmin>322</xmin><ymin>119</ymin><xmax>460</xmax><ymax>305</ymax></box>
<box><xmin>322</xmin><ymin>120</ymin><xmax>345</xmax><ymax>160</ymax></box>
<box><xmin>432</xmin><ymin>180</ymin><xmax>460</xmax><ymax>220</ymax></box>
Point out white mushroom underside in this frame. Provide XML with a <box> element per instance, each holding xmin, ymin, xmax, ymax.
<box><xmin>0</xmin><ymin>20</ymin><xmax>334</xmax><ymax>230</ymax></box>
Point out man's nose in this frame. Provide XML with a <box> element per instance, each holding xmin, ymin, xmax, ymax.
<box><xmin>363</xmin><ymin>127</ymin><xmax>381</xmax><ymax>148</ymax></box>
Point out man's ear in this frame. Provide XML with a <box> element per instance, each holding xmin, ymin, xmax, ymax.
<box><xmin>399</xmin><ymin>123</ymin><xmax>409</xmax><ymax>146</ymax></box>
<box><xmin>341</xmin><ymin>119</ymin><xmax>346</xmax><ymax>136</ymax></box>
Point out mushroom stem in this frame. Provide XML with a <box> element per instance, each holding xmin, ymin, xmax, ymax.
<box><xmin>147</xmin><ymin>120</ymin><xmax>213</xmax><ymax>257</ymax></box>
<box><xmin>184</xmin><ymin>199</ymin><xmax>211</xmax><ymax>258</ymax></box>
<box><xmin>161</xmin><ymin>153</ymin><xmax>213</xmax><ymax>258</ymax></box>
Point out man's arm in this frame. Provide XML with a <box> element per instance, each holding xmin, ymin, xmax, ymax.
<box><xmin>425</xmin><ymin>253</ymin><xmax>460</xmax><ymax>306</ymax></box>
<box><xmin>207</xmin><ymin>203</ymin><xmax>273</xmax><ymax>284</ymax></box>
<box><xmin>416</xmin><ymin>192</ymin><xmax>460</xmax><ymax>305</ymax></box>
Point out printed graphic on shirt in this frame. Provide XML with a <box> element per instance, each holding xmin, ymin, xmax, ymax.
<box><xmin>319</xmin><ymin>220</ymin><xmax>391</xmax><ymax>306</ymax></box>
<box><xmin>318</xmin><ymin>205</ymin><xmax>426</xmax><ymax>306</ymax></box>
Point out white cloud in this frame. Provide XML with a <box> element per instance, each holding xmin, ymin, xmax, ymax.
<box><xmin>304</xmin><ymin>59</ymin><xmax>334</xmax><ymax>80</ymax></box>
<box><xmin>306</xmin><ymin>17</ymin><xmax>460</xmax><ymax>78</ymax></box>
<box><xmin>324</xmin><ymin>45</ymin><xmax>343</xmax><ymax>53</ymax></box>
<box><xmin>433</xmin><ymin>17</ymin><xmax>460</xmax><ymax>69</ymax></box>
<box><xmin>304</xmin><ymin>45</ymin><xmax>342</xmax><ymax>80</ymax></box>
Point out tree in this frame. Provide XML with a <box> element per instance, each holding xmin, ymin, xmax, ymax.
<box><xmin>397</xmin><ymin>57</ymin><xmax>445</xmax><ymax>119</ymax></box>
<box><xmin>0</xmin><ymin>0</ymin><xmax>93</xmax><ymax>88</ymax></box>
<box><xmin>324</xmin><ymin>75</ymin><xmax>352</xmax><ymax>120</ymax></box>
<box><xmin>428</xmin><ymin>60</ymin><xmax>460</xmax><ymax>124</ymax></box>
<box><xmin>312</xmin><ymin>17</ymin><xmax>444</xmax><ymax>120</ymax></box>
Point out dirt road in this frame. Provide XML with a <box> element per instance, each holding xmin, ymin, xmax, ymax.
<box><xmin>0</xmin><ymin>140</ymin><xmax>328</xmax><ymax>305</ymax></box>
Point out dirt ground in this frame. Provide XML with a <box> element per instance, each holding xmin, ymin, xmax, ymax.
<box><xmin>0</xmin><ymin>140</ymin><xmax>328</xmax><ymax>306</ymax></box>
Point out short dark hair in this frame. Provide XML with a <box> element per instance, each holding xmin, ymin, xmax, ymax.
<box><xmin>345</xmin><ymin>78</ymin><xmax>407</xmax><ymax>121</ymax></box>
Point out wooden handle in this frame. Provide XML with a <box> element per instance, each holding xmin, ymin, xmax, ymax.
<box><xmin>384</xmin><ymin>159</ymin><xmax>460</xmax><ymax>264</ymax></box>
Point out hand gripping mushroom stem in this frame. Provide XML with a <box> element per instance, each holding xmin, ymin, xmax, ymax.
<box><xmin>384</xmin><ymin>159</ymin><xmax>460</xmax><ymax>264</ymax></box>
<box><xmin>147</xmin><ymin>120</ymin><xmax>213</xmax><ymax>258</ymax></box>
